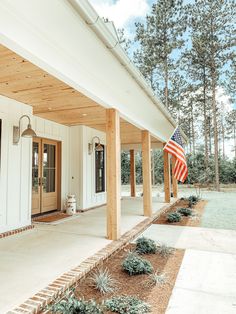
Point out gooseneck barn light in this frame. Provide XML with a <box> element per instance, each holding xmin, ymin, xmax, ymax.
<box><xmin>88</xmin><ymin>136</ymin><xmax>104</xmax><ymax>155</ymax></box>
<box><xmin>13</xmin><ymin>115</ymin><xmax>37</xmax><ymax>145</ymax></box>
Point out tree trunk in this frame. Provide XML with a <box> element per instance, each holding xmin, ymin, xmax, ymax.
<box><xmin>203</xmin><ymin>68</ymin><xmax>209</xmax><ymax>169</ymax></box>
<box><xmin>212</xmin><ymin>73</ymin><xmax>220</xmax><ymax>191</ymax></box>
<box><xmin>208</xmin><ymin>115</ymin><xmax>212</xmax><ymax>155</ymax></box>
<box><xmin>222</xmin><ymin>122</ymin><xmax>225</xmax><ymax>159</ymax></box>
<box><xmin>234</xmin><ymin>123</ymin><xmax>236</xmax><ymax>159</ymax></box>
<box><xmin>164</xmin><ymin>57</ymin><xmax>168</xmax><ymax>109</ymax></box>
<box><xmin>189</xmin><ymin>118</ymin><xmax>192</xmax><ymax>154</ymax></box>
<box><xmin>190</xmin><ymin>102</ymin><xmax>195</xmax><ymax>155</ymax></box>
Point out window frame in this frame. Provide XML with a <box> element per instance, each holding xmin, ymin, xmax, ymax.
<box><xmin>95</xmin><ymin>143</ymin><xmax>105</xmax><ymax>193</ymax></box>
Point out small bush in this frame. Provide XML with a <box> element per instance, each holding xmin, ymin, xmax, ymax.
<box><xmin>48</xmin><ymin>292</ymin><xmax>103</xmax><ymax>314</ymax></box>
<box><xmin>167</xmin><ymin>212</ymin><xmax>182</xmax><ymax>223</ymax></box>
<box><xmin>190</xmin><ymin>195</ymin><xmax>199</xmax><ymax>202</ymax></box>
<box><xmin>177</xmin><ymin>207</ymin><xmax>193</xmax><ymax>216</ymax></box>
<box><xmin>136</xmin><ymin>237</ymin><xmax>157</xmax><ymax>254</ymax></box>
<box><xmin>90</xmin><ymin>268</ymin><xmax>117</xmax><ymax>295</ymax></box>
<box><xmin>122</xmin><ymin>251</ymin><xmax>153</xmax><ymax>276</ymax></box>
<box><xmin>156</xmin><ymin>243</ymin><xmax>174</xmax><ymax>258</ymax></box>
<box><xmin>145</xmin><ymin>271</ymin><xmax>168</xmax><ymax>287</ymax></box>
<box><xmin>105</xmin><ymin>295</ymin><xmax>151</xmax><ymax>314</ymax></box>
<box><xmin>188</xmin><ymin>195</ymin><xmax>199</xmax><ymax>206</ymax></box>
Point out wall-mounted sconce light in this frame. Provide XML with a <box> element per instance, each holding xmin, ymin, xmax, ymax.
<box><xmin>88</xmin><ymin>136</ymin><xmax>104</xmax><ymax>155</ymax></box>
<box><xmin>13</xmin><ymin>115</ymin><xmax>37</xmax><ymax>145</ymax></box>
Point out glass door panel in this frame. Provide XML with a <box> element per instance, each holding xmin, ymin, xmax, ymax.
<box><xmin>43</xmin><ymin>144</ymin><xmax>56</xmax><ymax>193</ymax></box>
<box><xmin>41</xmin><ymin>140</ymin><xmax>58</xmax><ymax>213</ymax></box>
<box><xmin>32</xmin><ymin>142</ymin><xmax>39</xmax><ymax>194</ymax></box>
<box><xmin>31</xmin><ymin>139</ymin><xmax>41</xmax><ymax>215</ymax></box>
<box><xmin>31</xmin><ymin>138</ymin><xmax>60</xmax><ymax>215</ymax></box>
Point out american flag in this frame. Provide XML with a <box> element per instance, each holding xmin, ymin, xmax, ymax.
<box><xmin>163</xmin><ymin>127</ymin><xmax>188</xmax><ymax>183</ymax></box>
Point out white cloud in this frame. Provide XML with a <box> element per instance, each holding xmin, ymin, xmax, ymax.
<box><xmin>89</xmin><ymin>0</ymin><xmax>149</xmax><ymax>29</ymax></box>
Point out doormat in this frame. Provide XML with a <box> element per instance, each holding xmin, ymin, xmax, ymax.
<box><xmin>33</xmin><ymin>212</ymin><xmax>72</xmax><ymax>223</ymax></box>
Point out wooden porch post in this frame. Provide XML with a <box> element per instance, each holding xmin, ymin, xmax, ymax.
<box><xmin>142</xmin><ymin>130</ymin><xmax>152</xmax><ymax>217</ymax></box>
<box><xmin>106</xmin><ymin>109</ymin><xmax>121</xmax><ymax>240</ymax></box>
<box><xmin>130</xmin><ymin>149</ymin><xmax>136</xmax><ymax>197</ymax></box>
<box><xmin>172</xmin><ymin>156</ymin><xmax>178</xmax><ymax>198</ymax></box>
<box><xmin>163</xmin><ymin>144</ymin><xmax>171</xmax><ymax>203</ymax></box>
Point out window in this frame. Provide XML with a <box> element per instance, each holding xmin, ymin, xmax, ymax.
<box><xmin>95</xmin><ymin>143</ymin><xmax>105</xmax><ymax>193</ymax></box>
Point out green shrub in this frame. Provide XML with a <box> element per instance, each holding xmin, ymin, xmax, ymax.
<box><xmin>145</xmin><ymin>271</ymin><xmax>168</xmax><ymax>287</ymax></box>
<box><xmin>90</xmin><ymin>268</ymin><xmax>117</xmax><ymax>295</ymax></box>
<box><xmin>105</xmin><ymin>295</ymin><xmax>151</xmax><ymax>314</ymax></box>
<box><xmin>122</xmin><ymin>251</ymin><xmax>153</xmax><ymax>276</ymax></box>
<box><xmin>136</xmin><ymin>237</ymin><xmax>157</xmax><ymax>254</ymax></box>
<box><xmin>48</xmin><ymin>292</ymin><xmax>103</xmax><ymax>314</ymax></box>
<box><xmin>167</xmin><ymin>212</ymin><xmax>182</xmax><ymax>223</ymax></box>
<box><xmin>188</xmin><ymin>195</ymin><xmax>199</xmax><ymax>208</ymax></box>
<box><xmin>177</xmin><ymin>207</ymin><xmax>193</xmax><ymax>216</ymax></box>
<box><xmin>156</xmin><ymin>243</ymin><xmax>174</xmax><ymax>258</ymax></box>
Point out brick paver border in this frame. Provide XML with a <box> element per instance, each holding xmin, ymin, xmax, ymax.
<box><xmin>0</xmin><ymin>225</ymin><xmax>34</xmax><ymax>239</ymax></box>
<box><xmin>7</xmin><ymin>200</ymin><xmax>179</xmax><ymax>314</ymax></box>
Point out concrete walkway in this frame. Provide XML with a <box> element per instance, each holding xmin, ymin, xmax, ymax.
<box><xmin>166</xmin><ymin>249</ymin><xmax>236</xmax><ymax>314</ymax></box>
<box><xmin>0</xmin><ymin>196</ymin><xmax>170</xmax><ymax>313</ymax></box>
<box><xmin>141</xmin><ymin>224</ymin><xmax>236</xmax><ymax>254</ymax></box>
<box><xmin>141</xmin><ymin>224</ymin><xmax>236</xmax><ymax>313</ymax></box>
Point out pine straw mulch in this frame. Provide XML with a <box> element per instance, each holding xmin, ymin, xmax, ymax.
<box><xmin>153</xmin><ymin>199</ymin><xmax>208</xmax><ymax>227</ymax></box>
<box><xmin>74</xmin><ymin>244</ymin><xmax>184</xmax><ymax>314</ymax></box>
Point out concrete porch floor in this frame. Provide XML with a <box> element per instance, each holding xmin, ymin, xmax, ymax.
<box><xmin>0</xmin><ymin>196</ymin><xmax>172</xmax><ymax>313</ymax></box>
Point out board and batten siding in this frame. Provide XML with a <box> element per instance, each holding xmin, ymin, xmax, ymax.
<box><xmin>0</xmin><ymin>96</ymin><xmax>32</xmax><ymax>233</ymax></box>
<box><xmin>0</xmin><ymin>95</ymin><xmax>70</xmax><ymax>233</ymax></box>
<box><xmin>69</xmin><ymin>125</ymin><xmax>106</xmax><ymax>210</ymax></box>
<box><xmin>0</xmin><ymin>95</ymin><xmax>107</xmax><ymax>233</ymax></box>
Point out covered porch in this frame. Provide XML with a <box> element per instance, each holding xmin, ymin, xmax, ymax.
<box><xmin>0</xmin><ymin>1</ymin><xmax>185</xmax><ymax>311</ymax></box>
<box><xmin>0</xmin><ymin>42</ymin><xmax>179</xmax><ymax>241</ymax></box>
<box><xmin>0</xmin><ymin>196</ymin><xmax>176</xmax><ymax>313</ymax></box>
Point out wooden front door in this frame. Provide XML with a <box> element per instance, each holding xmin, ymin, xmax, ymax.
<box><xmin>32</xmin><ymin>138</ymin><xmax>60</xmax><ymax>215</ymax></box>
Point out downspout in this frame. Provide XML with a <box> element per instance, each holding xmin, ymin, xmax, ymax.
<box><xmin>67</xmin><ymin>0</ymin><xmax>188</xmax><ymax>143</ymax></box>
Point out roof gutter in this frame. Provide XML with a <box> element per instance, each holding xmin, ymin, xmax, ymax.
<box><xmin>67</xmin><ymin>0</ymin><xmax>188</xmax><ymax>143</ymax></box>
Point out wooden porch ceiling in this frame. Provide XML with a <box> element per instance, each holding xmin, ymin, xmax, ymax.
<box><xmin>0</xmin><ymin>44</ymin><xmax>161</xmax><ymax>145</ymax></box>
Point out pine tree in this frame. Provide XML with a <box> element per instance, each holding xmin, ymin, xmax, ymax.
<box><xmin>134</xmin><ymin>0</ymin><xmax>186</xmax><ymax>108</ymax></box>
<box><xmin>189</xmin><ymin>0</ymin><xmax>236</xmax><ymax>191</ymax></box>
<box><xmin>182</xmin><ymin>33</ymin><xmax>212</xmax><ymax>169</ymax></box>
<box><xmin>225</xmin><ymin>109</ymin><xmax>236</xmax><ymax>158</ymax></box>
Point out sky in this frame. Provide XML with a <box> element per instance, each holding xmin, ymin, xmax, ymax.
<box><xmin>89</xmin><ymin>0</ymin><xmax>154</xmax><ymax>38</ymax></box>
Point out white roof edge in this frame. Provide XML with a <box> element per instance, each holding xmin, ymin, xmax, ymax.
<box><xmin>67</xmin><ymin>0</ymin><xmax>188</xmax><ymax>143</ymax></box>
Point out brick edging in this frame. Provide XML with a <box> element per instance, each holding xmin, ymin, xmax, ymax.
<box><xmin>8</xmin><ymin>199</ymin><xmax>180</xmax><ymax>314</ymax></box>
<box><xmin>0</xmin><ymin>225</ymin><xmax>34</xmax><ymax>239</ymax></box>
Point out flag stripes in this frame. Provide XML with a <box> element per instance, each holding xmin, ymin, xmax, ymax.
<box><xmin>163</xmin><ymin>127</ymin><xmax>188</xmax><ymax>183</ymax></box>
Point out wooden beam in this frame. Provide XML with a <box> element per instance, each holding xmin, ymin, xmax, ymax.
<box><xmin>172</xmin><ymin>156</ymin><xmax>178</xmax><ymax>198</ymax></box>
<box><xmin>142</xmin><ymin>130</ymin><xmax>152</xmax><ymax>217</ymax></box>
<box><xmin>106</xmin><ymin>109</ymin><xmax>121</xmax><ymax>240</ymax></box>
<box><xmin>163</xmin><ymin>144</ymin><xmax>171</xmax><ymax>203</ymax></box>
<box><xmin>130</xmin><ymin>149</ymin><xmax>136</xmax><ymax>197</ymax></box>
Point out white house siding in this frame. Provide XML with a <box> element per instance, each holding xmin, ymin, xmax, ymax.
<box><xmin>0</xmin><ymin>96</ymin><xmax>107</xmax><ymax>233</ymax></box>
<box><xmin>0</xmin><ymin>95</ymin><xmax>70</xmax><ymax>233</ymax></box>
<box><xmin>0</xmin><ymin>96</ymin><xmax>33</xmax><ymax>233</ymax></box>
<box><xmin>69</xmin><ymin>125</ymin><xmax>106</xmax><ymax>210</ymax></box>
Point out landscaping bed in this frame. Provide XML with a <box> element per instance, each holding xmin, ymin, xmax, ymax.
<box><xmin>153</xmin><ymin>197</ymin><xmax>207</xmax><ymax>227</ymax></box>
<box><xmin>46</xmin><ymin>240</ymin><xmax>184</xmax><ymax>314</ymax></box>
